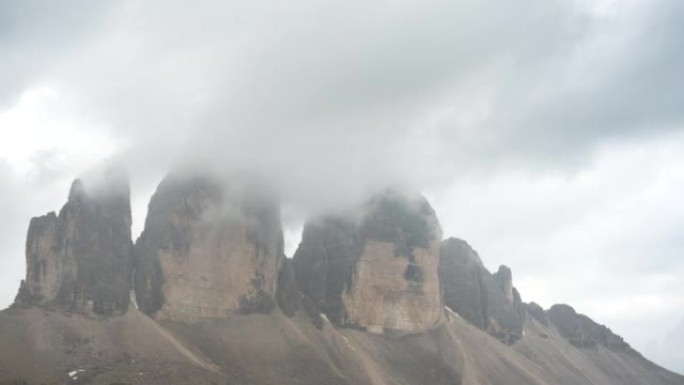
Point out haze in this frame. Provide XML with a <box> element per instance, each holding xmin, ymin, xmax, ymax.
<box><xmin>1</xmin><ymin>0</ymin><xmax>683</xmax><ymax>373</ymax></box>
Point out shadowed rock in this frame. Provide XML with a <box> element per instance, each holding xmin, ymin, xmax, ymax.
<box><xmin>438</xmin><ymin>238</ymin><xmax>488</xmax><ymax>329</ymax></box>
<box><xmin>276</xmin><ymin>258</ymin><xmax>300</xmax><ymax>317</ymax></box>
<box><xmin>525</xmin><ymin>302</ymin><xmax>549</xmax><ymax>326</ymax></box>
<box><xmin>293</xmin><ymin>189</ymin><xmax>444</xmax><ymax>333</ymax></box>
<box><xmin>14</xmin><ymin>170</ymin><xmax>134</xmax><ymax>316</ymax></box>
<box><xmin>547</xmin><ymin>304</ymin><xmax>637</xmax><ymax>353</ymax></box>
<box><xmin>439</xmin><ymin>238</ymin><xmax>524</xmax><ymax>344</ymax></box>
<box><xmin>134</xmin><ymin>174</ymin><xmax>284</xmax><ymax>322</ymax></box>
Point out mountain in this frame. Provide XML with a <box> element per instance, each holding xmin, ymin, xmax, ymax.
<box><xmin>14</xmin><ymin>170</ymin><xmax>133</xmax><ymax>316</ymax></box>
<box><xmin>1</xmin><ymin>174</ymin><xmax>682</xmax><ymax>385</ymax></box>
<box><xmin>133</xmin><ymin>174</ymin><xmax>284</xmax><ymax>322</ymax></box>
<box><xmin>293</xmin><ymin>190</ymin><xmax>443</xmax><ymax>332</ymax></box>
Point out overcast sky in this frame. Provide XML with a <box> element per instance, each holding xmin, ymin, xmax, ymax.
<box><xmin>1</xmin><ymin>0</ymin><xmax>683</xmax><ymax>373</ymax></box>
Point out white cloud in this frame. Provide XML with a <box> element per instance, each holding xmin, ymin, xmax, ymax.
<box><xmin>428</xmin><ymin>131</ymin><xmax>684</xmax><ymax>361</ymax></box>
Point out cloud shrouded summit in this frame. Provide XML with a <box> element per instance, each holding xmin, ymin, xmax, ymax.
<box><xmin>1</xmin><ymin>0</ymin><xmax>684</xmax><ymax>373</ymax></box>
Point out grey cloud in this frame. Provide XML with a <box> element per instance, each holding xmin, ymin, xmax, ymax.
<box><xmin>1</xmin><ymin>0</ymin><xmax>684</xmax><ymax>371</ymax></box>
<box><xmin>4</xmin><ymin>0</ymin><xmax>681</xmax><ymax>198</ymax></box>
<box><xmin>0</xmin><ymin>0</ymin><xmax>118</xmax><ymax>106</ymax></box>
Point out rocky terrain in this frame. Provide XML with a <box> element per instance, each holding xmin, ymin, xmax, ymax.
<box><xmin>1</xmin><ymin>173</ymin><xmax>683</xmax><ymax>385</ymax></box>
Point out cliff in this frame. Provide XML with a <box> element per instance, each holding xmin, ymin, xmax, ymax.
<box><xmin>13</xmin><ymin>170</ymin><xmax>133</xmax><ymax>316</ymax></box>
<box><xmin>133</xmin><ymin>174</ymin><xmax>284</xmax><ymax>322</ymax></box>
<box><xmin>438</xmin><ymin>237</ymin><xmax>525</xmax><ymax>343</ymax></box>
<box><xmin>293</xmin><ymin>189</ymin><xmax>443</xmax><ymax>333</ymax></box>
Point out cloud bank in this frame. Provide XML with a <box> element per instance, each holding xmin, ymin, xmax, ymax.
<box><xmin>1</xmin><ymin>0</ymin><xmax>684</xmax><ymax>372</ymax></box>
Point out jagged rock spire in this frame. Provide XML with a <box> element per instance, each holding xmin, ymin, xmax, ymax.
<box><xmin>439</xmin><ymin>238</ymin><xmax>524</xmax><ymax>344</ymax></box>
<box><xmin>14</xmin><ymin>169</ymin><xmax>134</xmax><ymax>316</ymax></box>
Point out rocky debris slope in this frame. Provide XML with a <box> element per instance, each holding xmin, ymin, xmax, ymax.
<box><xmin>293</xmin><ymin>189</ymin><xmax>444</xmax><ymax>333</ymax></box>
<box><xmin>3</xmin><ymin>302</ymin><xmax>682</xmax><ymax>385</ymax></box>
<box><xmin>134</xmin><ymin>174</ymin><xmax>284</xmax><ymax>323</ymax></box>
<box><xmin>438</xmin><ymin>237</ymin><xmax>525</xmax><ymax>344</ymax></box>
<box><xmin>13</xmin><ymin>170</ymin><xmax>134</xmax><ymax>316</ymax></box>
<box><xmin>514</xmin><ymin>308</ymin><xmax>684</xmax><ymax>385</ymax></box>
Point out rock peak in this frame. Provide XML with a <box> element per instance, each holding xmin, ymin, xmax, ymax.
<box><xmin>68</xmin><ymin>178</ymin><xmax>85</xmax><ymax>201</ymax></box>
<box><xmin>547</xmin><ymin>303</ymin><xmax>636</xmax><ymax>353</ymax></box>
<box><xmin>294</xmin><ymin>190</ymin><xmax>444</xmax><ymax>333</ymax></box>
<box><xmin>439</xmin><ymin>240</ymin><xmax>524</xmax><ymax>344</ymax></box>
<box><xmin>15</xmin><ymin>174</ymin><xmax>134</xmax><ymax>316</ymax></box>
<box><xmin>134</xmin><ymin>173</ymin><xmax>284</xmax><ymax>323</ymax></box>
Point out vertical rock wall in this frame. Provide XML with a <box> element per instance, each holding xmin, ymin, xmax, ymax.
<box><xmin>134</xmin><ymin>175</ymin><xmax>284</xmax><ymax>323</ymax></box>
<box><xmin>14</xmin><ymin>171</ymin><xmax>134</xmax><ymax>316</ymax></box>
<box><xmin>439</xmin><ymin>238</ymin><xmax>524</xmax><ymax>344</ymax></box>
<box><xmin>294</xmin><ymin>190</ymin><xmax>444</xmax><ymax>333</ymax></box>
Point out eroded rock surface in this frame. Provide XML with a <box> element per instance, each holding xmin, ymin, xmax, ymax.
<box><xmin>439</xmin><ymin>238</ymin><xmax>524</xmax><ymax>344</ymax></box>
<box><xmin>14</xmin><ymin>171</ymin><xmax>134</xmax><ymax>316</ymax></box>
<box><xmin>134</xmin><ymin>175</ymin><xmax>284</xmax><ymax>322</ymax></box>
<box><xmin>294</xmin><ymin>190</ymin><xmax>444</xmax><ymax>333</ymax></box>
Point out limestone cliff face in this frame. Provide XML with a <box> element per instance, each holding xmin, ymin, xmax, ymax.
<box><xmin>14</xmin><ymin>171</ymin><xmax>134</xmax><ymax>316</ymax></box>
<box><xmin>134</xmin><ymin>175</ymin><xmax>284</xmax><ymax>323</ymax></box>
<box><xmin>294</xmin><ymin>190</ymin><xmax>444</xmax><ymax>333</ymax></box>
<box><xmin>439</xmin><ymin>238</ymin><xmax>524</xmax><ymax>344</ymax></box>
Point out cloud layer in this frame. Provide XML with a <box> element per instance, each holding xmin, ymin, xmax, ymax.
<box><xmin>1</xmin><ymin>0</ymin><xmax>683</xmax><ymax>373</ymax></box>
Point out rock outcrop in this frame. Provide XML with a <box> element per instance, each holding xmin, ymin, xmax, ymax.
<box><xmin>133</xmin><ymin>175</ymin><xmax>284</xmax><ymax>323</ymax></box>
<box><xmin>293</xmin><ymin>190</ymin><xmax>444</xmax><ymax>333</ymax></box>
<box><xmin>547</xmin><ymin>304</ymin><xmax>636</xmax><ymax>353</ymax></box>
<box><xmin>439</xmin><ymin>238</ymin><xmax>524</xmax><ymax>344</ymax></box>
<box><xmin>525</xmin><ymin>302</ymin><xmax>549</xmax><ymax>326</ymax></box>
<box><xmin>14</xmin><ymin>170</ymin><xmax>134</xmax><ymax>316</ymax></box>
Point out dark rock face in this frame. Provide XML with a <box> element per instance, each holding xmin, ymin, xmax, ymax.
<box><xmin>293</xmin><ymin>216</ymin><xmax>360</xmax><ymax>325</ymax></box>
<box><xmin>493</xmin><ymin>266</ymin><xmax>514</xmax><ymax>304</ymax></box>
<box><xmin>293</xmin><ymin>190</ymin><xmax>444</xmax><ymax>333</ymax></box>
<box><xmin>547</xmin><ymin>304</ymin><xmax>636</xmax><ymax>353</ymax></box>
<box><xmin>134</xmin><ymin>174</ymin><xmax>284</xmax><ymax>322</ymax></box>
<box><xmin>525</xmin><ymin>302</ymin><xmax>549</xmax><ymax>326</ymax></box>
<box><xmin>438</xmin><ymin>238</ymin><xmax>488</xmax><ymax>329</ymax></box>
<box><xmin>276</xmin><ymin>258</ymin><xmax>300</xmax><ymax>317</ymax></box>
<box><xmin>439</xmin><ymin>238</ymin><xmax>524</xmax><ymax>344</ymax></box>
<box><xmin>14</xmin><ymin>171</ymin><xmax>134</xmax><ymax>316</ymax></box>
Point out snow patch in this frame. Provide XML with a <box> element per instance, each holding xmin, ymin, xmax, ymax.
<box><xmin>320</xmin><ymin>314</ymin><xmax>331</xmax><ymax>324</ymax></box>
<box><xmin>445</xmin><ymin>306</ymin><xmax>460</xmax><ymax>323</ymax></box>
<box><xmin>68</xmin><ymin>369</ymin><xmax>84</xmax><ymax>380</ymax></box>
<box><xmin>130</xmin><ymin>288</ymin><xmax>139</xmax><ymax>310</ymax></box>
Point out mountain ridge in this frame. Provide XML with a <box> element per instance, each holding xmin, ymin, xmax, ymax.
<box><xmin>1</xmin><ymin>172</ymin><xmax>682</xmax><ymax>384</ymax></box>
